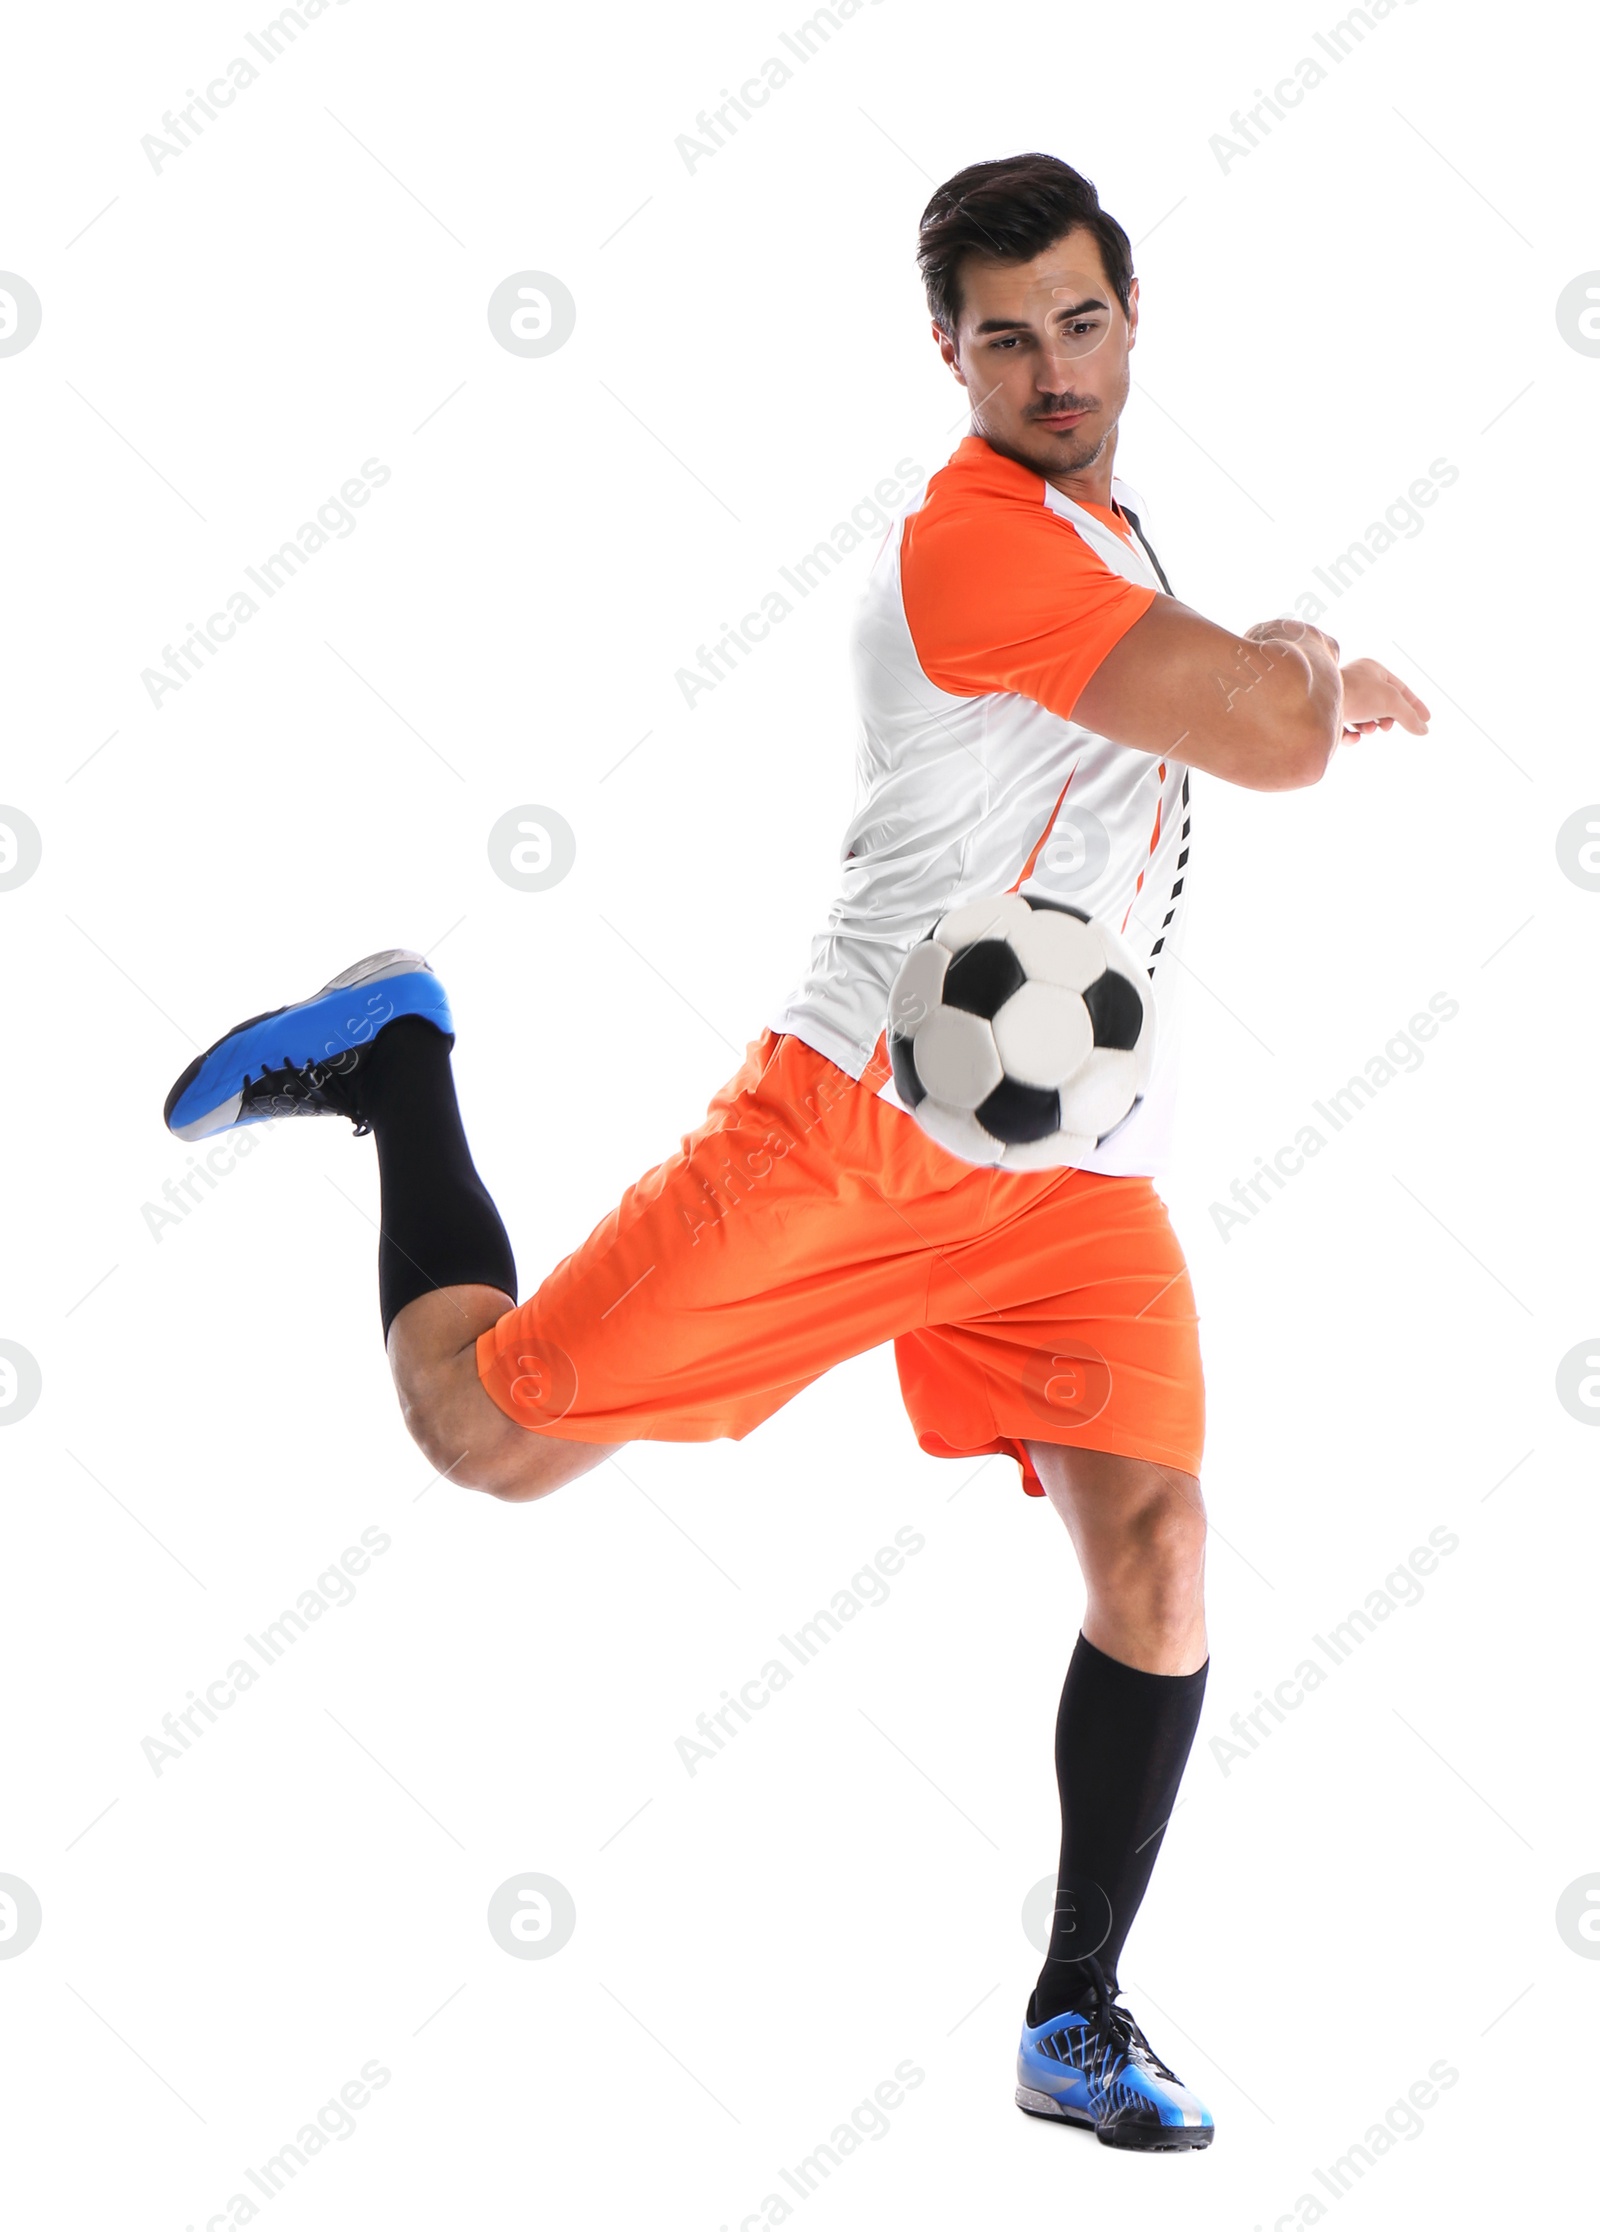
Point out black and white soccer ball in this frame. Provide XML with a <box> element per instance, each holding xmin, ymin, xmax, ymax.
<box><xmin>886</xmin><ymin>891</ymin><xmax>1156</xmax><ymax>1169</ymax></box>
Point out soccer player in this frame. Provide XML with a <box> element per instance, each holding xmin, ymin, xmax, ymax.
<box><xmin>163</xmin><ymin>154</ymin><xmax>1428</xmax><ymax>2150</ymax></box>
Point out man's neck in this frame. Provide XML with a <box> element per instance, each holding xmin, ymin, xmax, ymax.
<box><xmin>1044</xmin><ymin>427</ymin><xmax>1119</xmax><ymax>511</ymax></box>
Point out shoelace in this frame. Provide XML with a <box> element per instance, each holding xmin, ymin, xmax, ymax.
<box><xmin>248</xmin><ymin>1054</ymin><xmax>370</xmax><ymax>1134</ymax></box>
<box><xmin>1079</xmin><ymin>1955</ymin><xmax>1179</xmax><ymax>2091</ymax></box>
<box><xmin>303</xmin><ymin>1053</ymin><xmax>373</xmax><ymax>1135</ymax></box>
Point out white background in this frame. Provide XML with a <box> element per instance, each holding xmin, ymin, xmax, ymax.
<box><xmin>2</xmin><ymin>1</ymin><xmax>1596</xmax><ymax>2225</ymax></box>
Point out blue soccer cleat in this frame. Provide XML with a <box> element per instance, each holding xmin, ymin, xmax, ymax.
<box><xmin>1016</xmin><ymin>1958</ymin><xmax>1214</xmax><ymax>2150</ymax></box>
<box><xmin>163</xmin><ymin>949</ymin><xmax>453</xmax><ymax>1142</ymax></box>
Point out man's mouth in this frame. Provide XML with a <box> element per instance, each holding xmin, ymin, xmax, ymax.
<box><xmin>1031</xmin><ymin>406</ymin><xmax>1092</xmax><ymax>430</ymax></box>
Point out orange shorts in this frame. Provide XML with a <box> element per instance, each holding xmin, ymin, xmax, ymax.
<box><xmin>476</xmin><ymin>1031</ymin><xmax>1204</xmax><ymax>1494</ymax></box>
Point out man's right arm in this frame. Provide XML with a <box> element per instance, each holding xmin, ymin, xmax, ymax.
<box><xmin>1071</xmin><ymin>597</ymin><xmax>1429</xmax><ymax>792</ymax></box>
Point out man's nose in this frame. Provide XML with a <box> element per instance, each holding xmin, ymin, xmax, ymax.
<box><xmin>1036</xmin><ymin>344</ymin><xmax>1076</xmax><ymax>392</ymax></box>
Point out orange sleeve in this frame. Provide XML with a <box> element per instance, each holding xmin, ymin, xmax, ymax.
<box><xmin>900</xmin><ymin>479</ymin><xmax>1157</xmax><ymax>721</ymax></box>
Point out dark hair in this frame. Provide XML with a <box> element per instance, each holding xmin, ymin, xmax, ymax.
<box><xmin>918</xmin><ymin>154</ymin><xmax>1133</xmax><ymax>334</ymax></box>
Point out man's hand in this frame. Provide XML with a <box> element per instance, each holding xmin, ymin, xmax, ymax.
<box><xmin>1236</xmin><ymin>626</ymin><xmax>1431</xmax><ymax>739</ymax></box>
<box><xmin>1336</xmin><ymin>657</ymin><xmax>1431</xmax><ymax>740</ymax></box>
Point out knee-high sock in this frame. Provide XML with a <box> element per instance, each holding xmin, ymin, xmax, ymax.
<box><xmin>355</xmin><ymin>1017</ymin><xmax>517</xmax><ymax>1338</ymax></box>
<box><xmin>1031</xmin><ymin>1633</ymin><xmax>1208</xmax><ymax>2023</ymax></box>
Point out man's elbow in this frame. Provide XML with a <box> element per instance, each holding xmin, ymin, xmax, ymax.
<box><xmin>1246</xmin><ymin>698</ymin><xmax>1336</xmax><ymax>791</ymax></box>
<box><xmin>1241</xmin><ymin>641</ymin><xmax>1341</xmax><ymax>789</ymax></box>
<box><xmin>1289</xmin><ymin>709</ymin><xmax>1339</xmax><ymax>788</ymax></box>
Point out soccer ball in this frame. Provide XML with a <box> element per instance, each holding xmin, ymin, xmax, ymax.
<box><xmin>886</xmin><ymin>891</ymin><xmax>1156</xmax><ymax>1170</ymax></box>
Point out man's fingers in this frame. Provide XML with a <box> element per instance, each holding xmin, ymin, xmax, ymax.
<box><xmin>1364</xmin><ymin>666</ymin><xmax>1432</xmax><ymax>736</ymax></box>
<box><xmin>1371</xmin><ymin>667</ymin><xmax>1431</xmax><ymax>730</ymax></box>
<box><xmin>1391</xmin><ymin>681</ymin><xmax>1430</xmax><ymax>735</ymax></box>
<box><xmin>1337</xmin><ymin>666</ymin><xmax>1431</xmax><ymax>740</ymax></box>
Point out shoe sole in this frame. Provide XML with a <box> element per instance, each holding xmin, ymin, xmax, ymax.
<box><xmin>1016</xmin><ymin>2085</ymin><xmax>1095</xmax><ymax>2129</ymax></box>
<box><xmin>163</xmin><ymin>949</ymin><xmax>449</xmax><ymax>1142</ymax></box>
<box><xmin>1015</xmin><ymin>2085</ymin><xmax>1214</xmax><ymax>2150</ymax></box>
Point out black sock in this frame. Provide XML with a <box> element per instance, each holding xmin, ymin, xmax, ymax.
<box><xmin>1030</xmin><ymin>1633</ymin><xmax>1208</xmax><ymax>2024</ymax></box>
<box><xmin>355</xmin><ymin>1017</ymin><xmax>518</xmax><ymax>1339</ymax></box>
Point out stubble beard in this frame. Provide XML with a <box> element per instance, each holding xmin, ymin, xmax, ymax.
<box><xmin>982</xmin><ymin>411</ymin><xmax>1111</xmax><ymax>483</ymax></box>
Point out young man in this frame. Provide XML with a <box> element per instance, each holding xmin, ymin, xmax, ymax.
<box><xmin>164</xmin><ymin>155</ymin><xmax>1427</xmax><ymax>2150</ymax></box>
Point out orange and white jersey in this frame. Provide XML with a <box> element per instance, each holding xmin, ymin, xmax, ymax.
<box><xmin>771</xmin><ymin>433</ymin><xmax>1193</xmax><ymax>1177</ymax></box>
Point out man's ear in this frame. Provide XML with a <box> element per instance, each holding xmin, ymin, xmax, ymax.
<box><xmin>1125</xmin><ymin>276</ymin><xmax>1140</xmax><ymax>351</ymax></box>
<box><xmin>935</xmin><ymin>319</ymin><xmax>966</xmax><ymax>386</ymax></box>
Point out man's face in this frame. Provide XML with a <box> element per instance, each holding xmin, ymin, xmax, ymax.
<box><xmin>938</xmin><ymin>228</ymin><xmax>1139</xmax><ymax>483</ymax></box>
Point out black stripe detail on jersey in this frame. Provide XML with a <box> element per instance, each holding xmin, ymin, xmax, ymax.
<box><xmin>1118</xmin><ymin>508</ymin><xmax>1175</xmax><ymax>599</ymax></box>
<box><xmin>1120</xmin><ymin>503</ymin><xmax>1189</xmax><ymax>973</ymax></box>
<box><xmin>1147</xmin><ymin>769</ymin><xmax>1192</xmax><ymax>973</ymax></box>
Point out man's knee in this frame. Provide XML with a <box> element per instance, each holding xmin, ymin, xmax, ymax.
<box><xmin>1110</xmin><ymin>1472</ymin><xmax>1208</xmax><ymax>1618</ymax></box>
<box><xmin>1134</xmin><ymin>1474</ymin><xmax>1208</xmax><ymax>1569</ymax></box>
<box><xmin>394</xmin><ymin>1353</ymin><xmax>516</xmax><ymax>1496</ymax></box>
<box><xmin>396</xmin><ymin>1357</ymin><xmax>609</xmax><ymax>1502</ymax></box>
